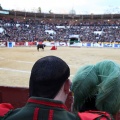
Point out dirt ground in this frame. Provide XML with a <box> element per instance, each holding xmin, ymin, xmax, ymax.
<box><xmin>0</xmin><ymin>46</ymin><xmax>120</xmax><ymax>87</ymax></box>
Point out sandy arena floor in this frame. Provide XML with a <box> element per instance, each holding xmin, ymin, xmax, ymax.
<box><xmin>0</xmin><ymin>46</ymin><xmax>120</xmax><ymax>87</ymax></box>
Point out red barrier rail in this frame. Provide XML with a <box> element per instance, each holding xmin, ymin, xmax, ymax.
<box><xmin>0</xmin><ymin>86</ymin><xmax>120</xmax><ymax>119</ymax></box>
<box><xmin>0</xmin><ymin>86</ymin><xmax>29</xmax><ymax>108</ymax></box>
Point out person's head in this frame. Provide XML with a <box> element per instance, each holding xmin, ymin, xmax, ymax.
<box><xmin>29</xmin><ymin>55</ymin><xmax>70</xmax><ymax>99</ymax></box>
<box><xmin>71</xmin><ymin>60</ymin><xmax>120</xmax><ymax>115</ymax></box>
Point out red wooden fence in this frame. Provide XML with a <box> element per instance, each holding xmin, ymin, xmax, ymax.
<box><xmin>0</xmin><ymin>86</ymin><xmax>120</xmax><ymax>119</ymax></box>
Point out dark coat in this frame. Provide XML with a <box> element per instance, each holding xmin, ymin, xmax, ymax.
<box><xmin>4</xmin><ymin>97</ymin><xmax>80</xmax><ymax>120</ymax></box>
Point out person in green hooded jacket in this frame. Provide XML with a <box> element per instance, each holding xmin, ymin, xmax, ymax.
<box><xmin>71</xmin><ymin>60</ymin><xmax>120</xmax><ymax>119</ymax></box>
<box><xmin>3</xmin><ymin>55</ymin><xmax>80</xmax><ymax>120</ymax></box>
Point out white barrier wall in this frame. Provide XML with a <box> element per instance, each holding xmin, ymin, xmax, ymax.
<box><xmin>25</xmin><ymin>42</ymin><xmax>28</xmax><ymax>46</ymax></box>
<box><xmin>11</xmin><ymin>41</ymin><xmax>120</xmax><ymax>48</ymax></box>
<box><xmin>69</xmin><ymin>42</ymin><xmax>120</xmax><ymax>48</ymax></box>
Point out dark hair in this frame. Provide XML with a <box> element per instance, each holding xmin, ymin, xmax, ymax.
<box><xmin>78</xmin><ymin>95</ymin><xmax>97</xmax><ymax>112</ymax></box>
<box><xmin>29</xmin><ymin>55</ymin><xmax>70</xmax><ymax>98</ymax></box>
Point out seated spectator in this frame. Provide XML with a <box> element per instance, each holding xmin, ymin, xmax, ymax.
<box><xmin>4</xmin><ymin>55</ymin><xmax>80</xmax><ymax>120</ymax></box>
<box><xmin>71</xmin><ymin>60</ymin><xmax>120</xmax><ymax>117</ymax></box>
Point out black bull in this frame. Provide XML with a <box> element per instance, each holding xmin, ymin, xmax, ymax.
<box><xmin>37</xmin><ymin>44</ymin><xmax>46</xmax><ymax>51</ymax></box>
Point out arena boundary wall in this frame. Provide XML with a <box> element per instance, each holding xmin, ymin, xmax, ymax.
<box><xmin>0</xmin><ymin>86</ymin><xmax>120</xmax><ymax>119</ymax></box>
<box><xmin>0</xmin><ymin>41</ymin><xmax>120</xmax><ymax>48</ymax></box>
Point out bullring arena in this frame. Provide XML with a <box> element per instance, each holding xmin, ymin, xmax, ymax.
<box><xmin>0</xmin><ymin>4</ymin><xmax>120</xmax><ymax>120</ymax></box>
<box><xmin>1</xmin><ymin>46</ymin><xmax>120</xmax><ymax>87</ymax></box>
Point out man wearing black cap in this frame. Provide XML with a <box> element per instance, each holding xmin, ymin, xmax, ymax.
<box><xmin>4</xmin><ymin>56</ymin><xmax>80</xmax><ymax>120</ymax></box>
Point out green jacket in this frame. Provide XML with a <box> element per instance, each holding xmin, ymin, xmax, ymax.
<box><xmin>4</xmin><ymin>97</ymin><xmax>80</xmax><ymax>120</ymax></box>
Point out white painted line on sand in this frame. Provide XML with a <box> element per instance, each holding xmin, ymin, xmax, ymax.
<box><xmin>0</xmin><ymin>67</ymin><xmax>74</xmax><ymax>77</ymax></box>
<box><xmin>0</xmin><ymin>68</ymin><xmax>30</xmax><ymax>73</ymax></box>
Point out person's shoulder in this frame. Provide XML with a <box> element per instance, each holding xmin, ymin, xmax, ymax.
<box><xmin>0</xmin><ymin>103</ymin><xmax>14</xmax><ymax>120</ymax></box>
<box><xmin>77</xmin><ymin>110</ymin><xmax>114</xmax><ymax>120</ymax></box>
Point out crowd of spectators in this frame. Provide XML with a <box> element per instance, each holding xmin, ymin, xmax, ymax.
<box><xmin>0</xmin><ymin>17</ymin><xmax>120</xmax><ymax>43</ymax></box>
